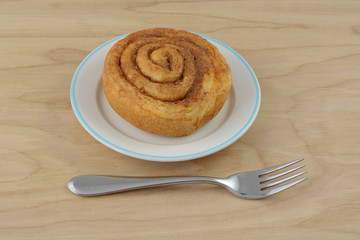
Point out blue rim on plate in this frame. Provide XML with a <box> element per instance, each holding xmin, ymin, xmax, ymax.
<box><xmin>70</xmin><ymin>32</ymin><xmax>261</xmax><ymax>161</ymax></box>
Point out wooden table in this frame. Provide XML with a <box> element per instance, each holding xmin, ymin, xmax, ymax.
<box><xmin>1</xmin><ymin>0</ymin><xmax>359</xmax><ymax>239</ymax></box>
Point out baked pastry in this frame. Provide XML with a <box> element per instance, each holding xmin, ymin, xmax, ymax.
<box><xmin>102</xmin><ymin>28</ymin><xmax>232</xmax><ymax>136</ymax></box>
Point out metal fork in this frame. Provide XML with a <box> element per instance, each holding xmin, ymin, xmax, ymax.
<box><xmin>68</xmin><ymin>158</ymin><xmax>306</xmax><ymax>199</ymax></box>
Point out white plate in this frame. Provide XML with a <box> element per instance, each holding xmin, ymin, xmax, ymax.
<box><xmin>70</xmin><ymin>32</ymin><xmax>261</xmax><ymax>162</ymax></box>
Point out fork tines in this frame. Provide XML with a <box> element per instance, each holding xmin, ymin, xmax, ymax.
<box><xmin>259</xmin><ymin>158</ymin><xmax>307</xmax><ymax>196</ymax></box>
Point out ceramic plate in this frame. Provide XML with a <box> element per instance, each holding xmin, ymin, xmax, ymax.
<box><xmin>70</xmin><ymin>32</ymin><xmax>261</xmax><ymax>162</ymax></box>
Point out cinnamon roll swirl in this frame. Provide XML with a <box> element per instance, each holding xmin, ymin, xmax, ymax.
<box><xmin>102</xmin><ymin>28</ymin><xmax>232</xmax><ymax>136</ymax></box>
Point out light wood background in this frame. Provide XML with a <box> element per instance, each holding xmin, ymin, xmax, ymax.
<box><xmin>1</xmin><ymin>0</ymin><xmax>359</xmax><ymax>239</ymax></box>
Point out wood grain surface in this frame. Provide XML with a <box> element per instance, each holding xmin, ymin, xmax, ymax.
<box><xmin>1</xmin><ymin>0</ymin><xmax>359</xmax><ymax>239</ymax></box>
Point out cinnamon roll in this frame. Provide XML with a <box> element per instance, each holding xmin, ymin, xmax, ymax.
<box><xmin>102</xmin><ymin>28</ymin><xmax>232</xmax><ymax>136</ymax></box>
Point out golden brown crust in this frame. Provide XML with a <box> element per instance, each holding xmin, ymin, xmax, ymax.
<box><xmin>102</xmin><ymin>28</ymin><xmax>232</xmax><ymax>136</ymax></box>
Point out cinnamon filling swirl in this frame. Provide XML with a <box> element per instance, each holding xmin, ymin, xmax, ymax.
<box><xmin>102</xmin><ymin>28</ymin><xmax>232</xmax><ymax>136</ymax></box>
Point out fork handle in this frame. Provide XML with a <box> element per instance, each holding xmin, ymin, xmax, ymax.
<box><xmin>68</xmin><ymin>175</ymin><xmax>217</xmax><ymax>196</ymax></box>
